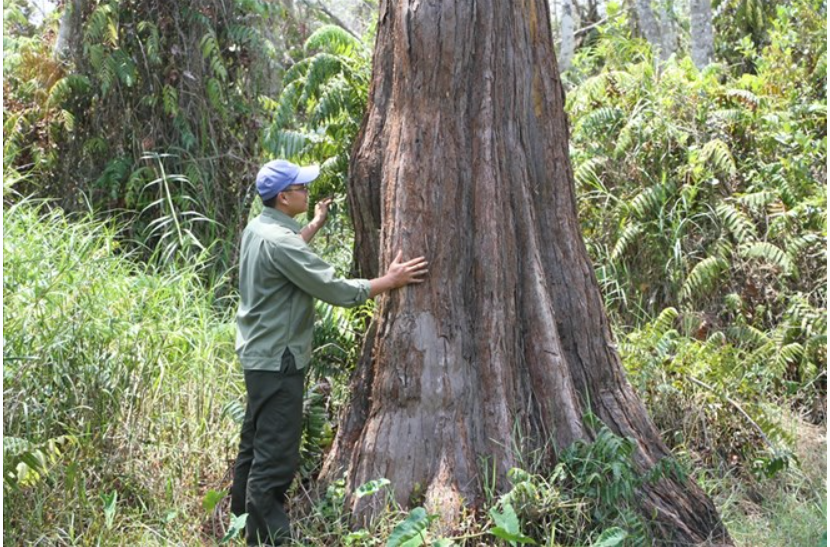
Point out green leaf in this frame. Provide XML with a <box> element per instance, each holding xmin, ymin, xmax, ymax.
<box><xmin>589</xmin><ymin>526</ymin><xmax>628</xmax><ymax>547</ymax></box>
<box><xmin>202</xmin><ymin>489</ymin><xmax>224</xmax><ymax>514</ymax></box>
<box><xmin>355</xmin><ymin>477</ymin><xmax>391</xmax><ymax>498</ymax></box>
<box><xmin>102</xmin><ymin>490</ymin><xmax>118</xmax><ymax>530</ymax></box>
<box><xmin>386</xmin><ymin>507</ymin><xmax>435</xmax><ymax>547</ymax></box>
<box><xmin>220</xmin><ymin>513</ymin><xmax>248</xmax><ymax>544</ymax></box>
<box><xmin>489</xmin><ymin>502</ymin><xmax>520</xmax><ymax>535</ymax></box>
<box><xmin>489</xmin><ymin>503</ymin><xmax>536</xmax><ymax>545</ymax></box>
<box><xmin>491</xmin><ymin>527</ymin><xmax>537</xmax><ymax>544</ymax></box>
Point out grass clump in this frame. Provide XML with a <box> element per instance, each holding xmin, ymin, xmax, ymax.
<box><xmin>3</xmin><ymin>200</ymin><xmax>241</xmax><ymax>544</ymax></box>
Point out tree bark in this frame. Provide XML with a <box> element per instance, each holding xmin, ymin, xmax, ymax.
<box><xmin>323</xmin><ymin>1</ymin><xmax>732</xmax><ymax>544</ymax></box>
<box><xmin>659</xmin><ymin>2</ymin><xmax>677</xmax><ymax>61</ymax></box>
<box><xmin>690</xmin><ymin>0</ymin><xmax>715</xmax><ymax>68</ymax></box>
<box><xmin>632</xmin><ymin>0</ymin><xmax>674</xmax><ymax>62</ymax></box>
<box><xmin>53</xmin><ymin>0</ymin><xmax>85</xmax><ymax>61</ymax></box>
<box><xmin>558</xmin><ymin>0</ymin><xmax>577</xmax><ymax>72</ymax></box>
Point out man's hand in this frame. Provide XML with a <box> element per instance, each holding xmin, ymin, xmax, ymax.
<box><xmin>369</xmin><ymin>250</ymin><xmax>429</xmax><ymax>297</ymax></box>
<box><xmin>301</xmin><ymin>197</ymin><xmax>335</xmax><ymax>243</ymax></box>
<box><xmin>386</xmin><ymin>250</ymin><xmax>428</xmax><ymax>288</ymax></box>
<box><xmin>313</xmin><ymin>197</ymin><xmax>334</xmax><ymax>225</ymax></box>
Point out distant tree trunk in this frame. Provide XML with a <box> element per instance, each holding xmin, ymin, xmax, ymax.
<box><xmin>323</xmin><ymin>1</ymin><xmax>732</xmax><ymax>544</ymax></box>
<box><xmin>690</xmin><ymin>0</ymin><xmax>714</xmax><ymax>68</ymax></box>
<box><xmin>659</xmin><ymin>2</ymin><xmax>677</xmax><ymax>60</ymax></box>
<box><xmin>559</xmin><ymin>0</ymin><xmax>577</xmax><ymax>72</ymax></box>
<box><xmin>53</xmin><ymin>0</ymin><xmax>84</xmax><ymax>61</ymax></box>
<box><xmin>632</xmin><ymin>0</ymin><xmax>663</xmax><ymax>57</ymax></box>
<box><xmin>632</xmin><ymin>0</ymin><xmax>675</xmax><ymax>62</ymax></box>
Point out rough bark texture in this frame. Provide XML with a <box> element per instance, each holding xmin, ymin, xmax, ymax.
<box><xmin>322</xmin><ymin>1</ymin><xmax>732</xmax><ymax>544</ymax></box>
<box><xmin>690</xmin><ymin>0</ymin><xmax>715</xmax><ymax>68</ymax></box>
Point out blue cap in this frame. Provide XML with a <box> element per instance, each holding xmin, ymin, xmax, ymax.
<box><xmin>256</xmin><ymin>159</ymin><xmax>320</xmax><ymax>200</ymax></box>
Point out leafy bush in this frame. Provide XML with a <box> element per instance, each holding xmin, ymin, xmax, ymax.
<box><xmin>566</xmin><ymin>0</ymin><xmax>826</xmax><ymax>411</ymax></box>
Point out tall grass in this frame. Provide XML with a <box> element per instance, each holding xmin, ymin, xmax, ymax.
<box><xmin>3</xmin><ymin>199</ymin><xmax>242</xmax><ymax>544</ymax></box>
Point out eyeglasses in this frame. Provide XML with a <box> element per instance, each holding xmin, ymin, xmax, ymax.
<box><xmin>282</xmin><ymin>185</ymin><xmax>309</xmax><ymax>194</ymax></box>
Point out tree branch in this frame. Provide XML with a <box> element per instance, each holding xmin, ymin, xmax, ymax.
<box><xmin>298</xmin><ymin>0</ymin><xmax>362</xmax><ymax>41</ymax></box>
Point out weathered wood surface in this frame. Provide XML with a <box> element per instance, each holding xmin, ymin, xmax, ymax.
<box><xmin>323</xmin><ymin>2</ymin><xmax>732</xmax><ymax>544</ymax></box>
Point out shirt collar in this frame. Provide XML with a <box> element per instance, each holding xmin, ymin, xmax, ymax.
<box><xmin>261</xmin><ymin>206</ymin><xmax>301</xmax><ymax>234</ymax></box>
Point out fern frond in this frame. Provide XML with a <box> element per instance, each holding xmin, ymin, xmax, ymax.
<box><xmin>200</xmin><ymin>33</ymin><xmax>227</xmax><ymax>81</ymax></box>
<box><xmin>305</xmin><ymin>25</ymin><xmax>360</xmax><ymax>56</ymax></box>
<box><xmin>95</xmin><ymin>156</ymin><xmax>132</xmax><ymax>190</ymax></box>
<box><xmin>47</xmin><ymin>74</ymin><xmax>90</xmax><ymax>107</ymax></box>
<box><xmin>83</xmin><ymin>137</ymin><xmax>108</xmax><ymax>156</ymax></box>
<box><xmin>709</xmin><ymin>108</ymin><xmax>745</xmax><ymax>125</ymax></box>
<box><xmin>727</xmin><ymin>324</ymin><xmax>771</xmax><ymax>348</ymax></box>
<box><xmin>227</xmin><ymin>24</ymin><xmax>261</xmax><ymax>48</ymax></box>
<box><xmin>747</xmin><ymin>402</ymin><xmax>795</xmax><ymax>446</ymax></box>
<box><xmin>611</xmin><ymin>222</ymin><xmax>644</xmax><ymax>262</ymax></box>
<box><xmin>724</xmin><ymin>292</ymin><xmax>743</xmax><ymax>312</ymax></box>
<box><xmin>574</xmin><ymin>73</ymin><xmax>607</xmax><ymax>102</ymax></box>
<box><xmin>614</xmin><ymin>114</ymin><xmax>645</xmax><ymax>158</ymax></box>
<box><xmin>629</xmin><ymin>180</ymin><xmax>674</xmax><ymax>219</ymax></box>
<box><xmin>58</xmin><ymin>109</ymin><xmax>75</xmax><ymax>131</ymax></box>
<box><xmin>265</xmin><ymin>129</ymin><xmax>309</xmax><ymax>159</ymax></box>
<box><xmin>579</xmin><ymin>106</ymin><xmax>624</xmax><ymax>135</ymax></box>
<box><xmin>110</xmin><ymin>49</ymin><xmax>136</xmax><ymax>87</ymax></box>
<box><xmin>784</xmin><ymin>295</ymin><xmax>823</xmax><ymax>335</ymax></box>
<box><xmin>680</xmin><ymin>256</ymin><xmax>729</xmax><ymax>301</ymax></box>
<box><xmin>786</xmin><ymin>233</ymin><xmax>823</xmax><ymax>256</ymax></box>
<box><xmin>772</xmin><ymin>342</ymin><xmax>804</xmax><ymax>376</ymax></box>
<box><xmin>311</xmin><ymin>78</ymin><xmax>351</xmax><ymax>126</ymax></box>
<box><xmin>716</xmin><ymin>202</ymin><xmax>756</xmax><ymax>244</ymax></box>
<box><xmin>737</xmin><ymin>190</ymin><xmax>778</xmax><ymax>213</ymax></box>
<box><xmin>726</xmin><ymin>88</ymin><xmax>760</xmax><ymax>110</ymax></box>
<box><xmin>206</xmin><ymin>78</ymin><xmax>226</xmax><ymax>115</ymax></box>
<box><xmin>300</xmin><ymin>53</ymin><xmax>343</xmax><ymax>104</ymax></box>
<box><xmin>88</xmin><ymin>43</ymin><xmax>106</xmax><ymax>72</ymax></box>
<box><xmin>574</xmin><ymin>157</ymin><xmax>606</xmax><ymax>191</ymax></box>
<box><xmin>99</xmin><ymin>53</ymin><xmax>117</xmax><ymax>95</ymax></box>
<box><xmin>283</xmin><ymin>58</ymin><xmax>313</xmax><ymax>86</ymax></box>
<box><xmin>137</xmin><ymin>21</ymin><xmax>161</xmax><ymax>65</ymax></box>
<box><xmin>700</xmin><ymin>139</ymin><xmax>737</xmax><ymax>177</ymax></box>
<box><xmin>652</xmin><ymin>307</ymin><xmax>679</xmax><ymax>336</ymax></box>
<box><xmin>162</xmin><ymin>84</ymin><xmax>179</xmax><ymax>117</ymax></box>
<box><xmin>739</xmin><ymin>241</ymin><xmax>795</xmax><ymax>275</ymax></box>
<box><xmin>274</xmin><ymin>81</ymin><xmax>303</xmax><ymax>126</ymax></box>
<box><xmin>84</xmin><ymin>3</ymin><xmax>115</xmax><ymax>45</ymax></box>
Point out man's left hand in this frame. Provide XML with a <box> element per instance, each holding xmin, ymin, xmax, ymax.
<box><xmin>314</xmin><ymin>197</ymin><xmax>334</xmax><ymax>225</ymax></box>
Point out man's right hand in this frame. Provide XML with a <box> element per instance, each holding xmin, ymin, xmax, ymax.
<box><xmin>386</xmin><ymin>250</ymin><xmax>429</xmax><ymax>288</ymax></box>
<box><xmin>368</xmin><ymin>250</ymin><xmax>429</xmax><ymax>297</ymax></box>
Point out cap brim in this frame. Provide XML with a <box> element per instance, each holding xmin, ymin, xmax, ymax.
<box><xmin>294</xmin><ymin>165</ymin><xmax>320</xmax><ymax>185</ymax></box>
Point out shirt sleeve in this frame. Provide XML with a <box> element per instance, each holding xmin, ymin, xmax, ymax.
<box><xmin>271</xmin><ymin>235</ymin><xmax>371</xmax><ymax>308</ymax></box>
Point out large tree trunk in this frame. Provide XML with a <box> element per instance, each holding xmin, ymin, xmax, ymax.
<box><xmin>323</xmin><ymin>1</ymin><xmax>731</xmax><ymax>544</ymax></box>
<box><xmin>690</xmin><ymin>0</ymin><xmax>715</xmax><ymax>68</ymax></box>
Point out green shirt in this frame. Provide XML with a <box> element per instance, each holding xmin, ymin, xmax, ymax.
<box><xmin>235</xmin><ymin>207</ymin><xmax>370</xmax><ymax>371</ymax></box>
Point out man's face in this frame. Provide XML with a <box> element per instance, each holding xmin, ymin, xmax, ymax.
<box><xmin>279</xmin><ymin>184</ymin><xmax>309</xmax><ymax>216</ymax></box>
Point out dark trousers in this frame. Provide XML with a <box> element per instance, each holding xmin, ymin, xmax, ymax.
<box><xmin>231</xmin><ymin>350</ymin><xmax>306</xmax><ymax>546</ymax></box>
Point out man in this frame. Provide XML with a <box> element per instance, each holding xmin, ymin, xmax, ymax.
<box><xmin>230</xmin><ymin>159</ymin><xmax>428</xmax><ymax>545</ymax></box>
